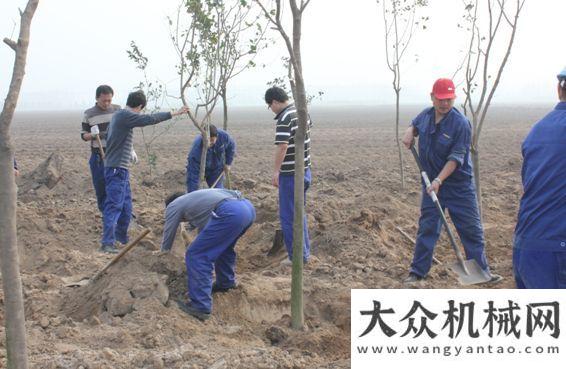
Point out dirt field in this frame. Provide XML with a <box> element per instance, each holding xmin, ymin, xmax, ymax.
<box><xmin>0</xmin><ymin>104</ymin><xmax>550</xmax><ymax>368</ymax></box>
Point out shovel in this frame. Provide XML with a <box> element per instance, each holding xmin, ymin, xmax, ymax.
<box><xmin>64</xmin><ymin>229</ymin><xmax>151</xmax><ymax>287</ymax></box>
<box><xmin>211</xmin><ymin>171</ymin><xmax>225</xmax><ymax>188</ymax></box>
<box><xmin>96</xmin><ymin>136</ymin><xmax>105</xmax><ymax>160</ymax></box>
<box><xmin>267</xmin><ymin>229</ymin><xmax>285</xmax><ymax>257</ymax></box>
<box><xmin>410</xmin><ymin>146</ymin><xmax>491</xmax><ymax>285</ymax></box>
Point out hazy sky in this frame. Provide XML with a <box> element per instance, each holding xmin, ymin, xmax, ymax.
<box><xmin>1</xmin><ymin>0</ymin><xmax>565</xmax><ymax>111</ymax></box>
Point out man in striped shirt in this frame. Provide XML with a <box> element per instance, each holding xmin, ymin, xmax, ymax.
<box><xmin>100</xmin><ymin>90</ymin><xmax>189</xmax><ymax>253</ymax></box>
<box><xmin>264</xmin><ymin>86</ymin><xmax>312</xmax><ymax>263</ymax></box>
<box><xmin>81</xmin><ymin>85</ymin><xmax>120</xmax><ymax>213</ymax></box>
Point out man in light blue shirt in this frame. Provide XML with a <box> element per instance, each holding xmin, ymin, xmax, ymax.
<box><xmin>513</xmin><ymin>67</ymin><xmax>566</xmax><ymax>288</ymax></box>
<box><xmin>159</xmin><ymin>189</ymin><xmax>255</xmax><ymax>321</ymax></box>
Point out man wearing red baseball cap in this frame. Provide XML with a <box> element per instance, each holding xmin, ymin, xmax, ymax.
<box><xmin>401</xmin><ymin>78</ymin><xmax>502</xmax><ymax>284</ymax></box>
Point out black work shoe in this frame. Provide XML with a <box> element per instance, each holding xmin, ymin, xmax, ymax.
<box><xmin>403</xmin><ymin>273</ymin><xmax>424</xmax><ymax>283</ymax></box>
<box><xmin>99</xmin><ymin>244</ymin><xmax>119</xmax><ymax>254</ymax></box>
<box><xmin>212</xmin><ymin>282</ymin><xmax>237</xmax><ymax>294</ymax></box>
<box><xmin>177</xmin><ymin>301</ymin><xmax>210</xmax><ymax>321</ymax></box>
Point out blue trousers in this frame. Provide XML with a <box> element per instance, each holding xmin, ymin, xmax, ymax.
<box><xmin>279</xmin><ymin>168</ymin><xmax>311</xmax><ymax>262</ymax></box>
<box><xmin>101</xmin><ymin>167</ymin><xmax>132</xmax><ymax>246</ymax></box>
<box><xmin>410</xmin><ymin>184</ymin><xmax>489</xmax><ymax>277</ymax></box>
<box><xmin>513</xmin><ymin>248</ymin><xmax>566</xmax><ymax>288</ymax></box>
<box><xmin>186</xmin><ymin>198</ymin><xmax>255</xmax><ymax>313</ymax></box>
<box><xmin>186</xmin><ymin>168</ymin><xmax>224</xmax><ymax>192</ymax></box>
<box><xmin>89</xmin><ymin>152</ymin><xmax>106</xmax><ymax>213</ymax></box>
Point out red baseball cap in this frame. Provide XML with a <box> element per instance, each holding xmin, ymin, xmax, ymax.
<box><xmin>432</xmin><ymin>78</ymin><xmax>456</xmax><ymax>99</ymax></box>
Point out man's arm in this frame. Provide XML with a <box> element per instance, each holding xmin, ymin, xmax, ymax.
<box><xmin>427</xmin><ymin>161</ymin><xmax>457</xmax><ymax>194</ymax></box>
<box><xmin>272</xmin><ymin>143</ymin><xmax>288</xmax><ymax>187</ymax></box>
<box><xmin>402</xmin><ymin>126</ymin><xmax>418</xmax><ymax>149</ymax></box>
<box><xmin>81</xmin><ymin>117</ymin><xmax>93</xmax><ymax>141</ymax></box>
<box><xmin>427</xmin><ymin>123</ymin><xmax>470</xmax><ymax>194</ymax></box>
<box><xmin>125</xmin><ymin>106</ymin><xmax>189</xmax><ymax>129</ymax></box>
<box><xmin>160</xmin><ymin>205</ymin><xmax>183</xmax><ymax>252</ymax></box>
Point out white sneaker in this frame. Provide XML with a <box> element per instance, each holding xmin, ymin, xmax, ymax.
<box><xmin>280</xmin><ymin>259</ymin><xmax>292</xmax><ymax>267</ymax></box>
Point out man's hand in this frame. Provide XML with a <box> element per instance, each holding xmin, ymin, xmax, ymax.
<box><xmin>14</xmin><ymin>169</ymin><xmax>19</xmax><ymax>177</ymax></box>
<box><xmin>272</xmin><ymin>171</ymin><xmax>279</xmax><ymax>188</ymax></box>
<box><xmin>131</xmin><ymin>149</ymin><xmax>139</xmax><ymax>164</ymax></box>
<box><xmin>172</xmin><ymin>106</ymin><xmax>190</xmax><ymax>117</ymax></box>
<box><xmin>426</xmin><ymin>178</ymin><xmax>441</xmax><ymax>195</ymax></box>
<box><xmin>224</xmin><ymin>164</ymin><xmax>231</xmax><ymax>173</ymax></box>
<box><xmin>90</xmin><ymin>125</ymin><xmax>100</xmax><ymax>139</ymax></box>
<box><xmin>402</xmin><ymin>126</ymin><xmax>415</xmax><ymax>149</ymax></box>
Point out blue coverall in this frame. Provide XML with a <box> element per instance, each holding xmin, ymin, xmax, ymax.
<box><xmin>186</xmin><ymin>129</ymin><xmax>236</xmax><ymax>193</ymax></box>
<box><xmin>410</xmin><ymin>107</ymin><xmax>490</xmax><ymax>278</ymax></box>
<box><xmin>514</xmin><ymin>101</ymin><xmax>566</xmax><ymax>288</ymax></box>
<box><xmin>186</xmin><ymin>198</ymin><xmax>255</xmax><ymax>313</ymax></box>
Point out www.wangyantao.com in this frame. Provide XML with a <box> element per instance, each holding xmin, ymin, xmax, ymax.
<box><xmin>355</xmin><ymin>345</ymin><xmax>560</xmax><ymax>357</ymax></box>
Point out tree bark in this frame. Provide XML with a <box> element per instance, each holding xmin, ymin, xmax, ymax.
<box><xmin>198</xmin><ymin>125</ymin><xmax>209</xmax><ymax>189</ymax></box>
<box><xmin>0</xmin><ymin>2</ymin><xmax>39</xmax><ymax>368</ymax></box>
<box><xmin>395</xmin><ymin>89</ymin><xmax>405</xmax><ymax>189</ymax></box>
<box><xmin>289</xmin><ymin>1</ymin><xmax>307</xmax><ymax>331</ymax></box>
<box><xmin>221</xmin><ymin>86</ymin><xmax>232</xmax><ymax>189</ymax></box>
<box><xmin>471</xmin><ymin>145</ymin><xmax>482</xmax><ymax>217</ymax></box>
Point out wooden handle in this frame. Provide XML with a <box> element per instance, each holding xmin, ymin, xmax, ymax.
<box><xmin>92</xmin><ymin>229</ymin><xmax>151</xmax><ymax>281</ymax></box>
<box><xmin>96</xmin><ymin>135</ymin><xmax>106</xmax><ymax>160</ymax></box>
<box><xmin>211</xmin><ymin>170</ymin><xmax>225</xmax><ymax>188</ymax></box>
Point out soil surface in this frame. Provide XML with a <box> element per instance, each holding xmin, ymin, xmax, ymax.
<box><xmin>0</xmin><ymin>105</ymin><xmax>548</xmax><ymax>368</ymax></box>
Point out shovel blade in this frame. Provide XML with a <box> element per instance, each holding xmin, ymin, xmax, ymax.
<box><xmin>63</xmin><ymin>277</ymin><xmax>90</xmax><ymax>288</ymax></box>
<box><xmin>450</xmin><ymin>259</ymin><xmax>491</xmax><ymax>286</ymax></box>
<box><xmin>267</xmin><ymin>229</ymin><xmax>285</xmax><ymax>257</ymax></box>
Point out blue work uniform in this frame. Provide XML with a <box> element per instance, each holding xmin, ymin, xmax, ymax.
<box><xmin>160</xmin><ymin>189</ymin><xmax>255</xmax><ymax>313</ymax></box>
<box><xmin>101</xmin><ymin>109</ymin><xmax>173</xmax><ymax>247</ymax></box>
<box><xmin>410</xmin><ymin>107</ymin><xmax>490</xmax><ymax>278</ymax></box>
<box><xmin>513</xmin><ymin>101</ymin><xmax>566</xmax><ymax>288</ymax></box>
<box><xmin>13</xmin><ymin>158</ymin><xmax>18</xmax><ymax>171</ymax></box>
<box><xmin>186</xmin><ymin>129</ymin><xmax>236</xmax><ymax>193</ymax></box>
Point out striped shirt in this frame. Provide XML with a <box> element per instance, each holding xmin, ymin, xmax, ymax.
<box><xmin>81</xmin><ymin>104</ymin><xmax>120</xmax><ymax>150</ymax></box>
<box><xmin>274</xmin><ymin>103</ymin><xmax>312</xmax><ymax>174</ymax></box>
<box><xmin>105</xmin><ymin>109</ymin><xmax>172</xmax><ymax>169</ymax></box>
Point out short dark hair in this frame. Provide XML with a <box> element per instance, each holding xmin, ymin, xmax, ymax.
<box><xmin>126</xmin><ymin>90</ymin><xmax>147</xmax><ymax>109</ymax></box>
<box><xmin>209</xmin><ymin>124</ymin><xmax>218</xmax><ymax>137</ymax></box>
<box><xmin>165</xmin><ymin>192</ymin><xmax>185</xmax><ymax>207</ymax></box>
<box><xmin>96</xmin><ymin>85</ymin><xmax>114</xmax><ymax>98</ymax></box>
<box><xmin>265</xmin><ymin>86</ymin><xmax>288</xmax><ymax>105</ymax></box>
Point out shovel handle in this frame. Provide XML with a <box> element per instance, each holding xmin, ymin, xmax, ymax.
<box><xmin>410</xmin><ymin>145</ymin><xmax>469</xmax><ymax>275</ymax></box>
<box><xmin>211</xmin><ymin>171</ymin><xmax>225</xmax><ymax>188</ymax></box>
<box><xmin>96</xmin><ymin>136</ymin><xmax>106</xmax><ymax>160</ymax></box>
<box><xmin>91</xmin><ymin>228</ymin><xmax>151</xmax><ymax>281</ymax></box>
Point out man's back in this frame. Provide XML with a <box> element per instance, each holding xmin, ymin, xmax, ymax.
<box><xmin>515</xmin><ymin>102</ymin><xmax>566</xmax><ymax>246</ymax></box>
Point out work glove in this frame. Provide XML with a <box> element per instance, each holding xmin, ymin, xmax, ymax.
<box><xmin>90</xmin><ymin>125</ymin><xmax>100</xmax><ymax>137</ymax></box>
<box><xmin>131</xmin><ymin>148</ymin><xmax>139</xmax><ymax>164</ymax></box>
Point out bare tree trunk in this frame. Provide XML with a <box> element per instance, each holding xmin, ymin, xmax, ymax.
<box><xmin>289</xmin><ymin>3</ymin><xmax>307</xmax><ymax>331</ymax></box>
<box><xmin>221</xmin><ymin>86</ymin><xmax>228</xmax><ymax>131</ymax></box>
<box><xmin>471</xmin><ymin>144</ymin><xmax>482</xmax><ymax>217</ymax></box>
<box><xmin>1</xmin><ymin>2</ymin><xmax>39</xmax><ymax>368</ymax></box>
<box><xmin>394</xmin><ymin>90</ymin><xmax>405</xmax><ymax>189</ymax></box>
<box><xmin>198</xmin><ymin>125</ymin><xmax>209</xmax><ymax>189</ymax></box>
<box><xmin>221</xmin><ymin>86</ymin><xmax>232</xmax><ymax>189</ymax></box>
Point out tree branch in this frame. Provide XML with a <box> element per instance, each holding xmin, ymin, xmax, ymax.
<box><xmin>3</xmin><ymin>38</ymin><xmax>17</xmax><ymax>51</ymax></box>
